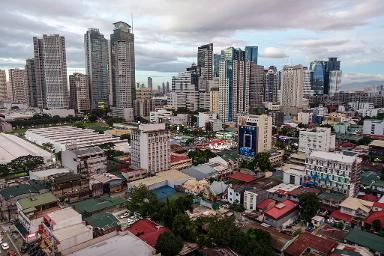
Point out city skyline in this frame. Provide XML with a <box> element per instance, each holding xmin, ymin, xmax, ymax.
<box><xmin>0</xmin><ymin>0</ymin><xmax>383</xmax><ymax>90</ymax></box>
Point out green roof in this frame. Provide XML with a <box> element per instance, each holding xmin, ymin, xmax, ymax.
<box><xmin>17</xmin><ymin>192</ymin><xmax>57</xmax><ymax>214</ymax></box>
<box><xmin>52</xmin><ymin>173</ymin><xmax>82</xmax><ymax>184</ymax></box>
<box><xmin>217</xmin><ymin>149</ymin><xmax>239</xmax><ymax>162</ymax></box>
<box><xmin>360</xmin><ymin>171</ymin><xmax>380</xmax><ymax>187</ymax></box>
<box><xmin>73</xmin><ymin>196</ymin><xmax>127</xmax><ymax>216</ymax></box>
<box><xmin>85</xmin><ymin>212</ymin><xmax>119</xmax><ymax>230</ymax></box>
<box><xmin>0</xmin><ymin>181</ymin><xmax>49</xmax><ymax>200</ymax></box>
<box><xmin>373</xmin><ymin>180</ymin><xmax>384</xmax><ymax>188</ymax></box>
<box><xmin>345</xmin><ymin>229</ymin><xmax>384</xmax><ymax>253</ymax></box>
<box><xmin>333</xmin><ymin>249</ymin><xmax>361</xmax><ymax>256</ymax></box>
<box><xmin>318</xmin><ymin>192</ymin><xmax>346</xmax><ymax>202</ymax></box>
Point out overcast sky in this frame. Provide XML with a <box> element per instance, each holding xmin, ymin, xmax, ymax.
<box><xmin>0</xmin><ymin>0</ymin><xmax>383</xmax><ymax>90</ymax></box>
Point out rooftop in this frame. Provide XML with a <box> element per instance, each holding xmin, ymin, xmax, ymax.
<box><xmin>267</xmin><ymin>183</ymin><xmax>300</xmax><ymax>194</ymax></box>
<box><xmin>318</xmin><ymin>192</ymin><xmax>346</xmax><ymax>202</ymax></box>
<box><xmin>129</xmin><ymin>169</ymin><xmax>194</xmax><ymax>188</ymax></box>
<box><xmin>70</xmin><ymin>146</ymin><xmax>105</xmax><ymax>157</ymax></box>
<box><xmin>365</xmin><ymin>211</ymin><xmax>384</xmax><ymax>227</ymax></box>
<box><xmin>170</xmin><ymin>153</ymin><xmax>191</xmax><ymax>164</ymax></box>
<box><xmin>330</xmin><ymin>209</ymin><xmax>353</xmax><ymax>222</ymax></box>
<box><xmin>345</xmin><ymin>229</ymin><xmax>384</xmax><ymax>253</ymax></box>
<box><xmin>181</xmin><ymin>164</ymin><xmax>216</xmax><ymax>181</ymax></box>
<box><xmin>256</xmin><ymin>198</ymin><xmax>276</xmax><ymax>211</ymax></box>
<box><xmin>370</xmin><ymin>140</ymin><xmax>384</xmax><ymax>147</ymax></box>
<box><xmin>284</xmin><ymin>232</ymin><xmax>337</xmax><ymax>256</ymax></box>
<box><xmin>216</xmin><ymin>149</ymin><xmax>239</xmax><ymax>162</ymax></box>
<box><xmin>53</xmin><ymin>223</ymin><xmax>92</xmax><ymax>242</ymax></box>
<box><xmin>85</xmin><ymin>212</ymin><xmax>119</xmax><ymax>231</ymax></box>
<box><xmin>228</xmin><ymin>172</ymin><xmax>257</xmax><ymax>183</ymax></box>
<box><xmin>17</xmin><ymin>192</ymin><xmax>57</xmax><ymax>214</ymax></box>
<box><xmin>128</xmin><ymin>219</ymin><xmax>169</xmax><ymax>247</ymax></box>
<box><xmin>29</xmin><ymin>168</ymin><xmax>70</xmax><ymax>180</ymax></box>
<box><xmin>0</xmin><ymin>181</ymin><xmax>49</xmax><ymax>200</ymax></box>
<box><xmin>0</xmin><ymin>133</ymin><xmax>51</xmax><ymax>164</ymax></box>
<box><xmin>68</xmin><ymin>232</ymin><xmax>155</xmax><ymax>256</ymax></box>
<box><xmin>309</xmin><ymin>151</ymin><xmax>357</xmax><ymax>164</ymax></box>
<box><xmin>73</xmin><ymin>196</ymin><xmax>126</xmax><ymax>216</ymax></box>
<box><xmin>339</xmin><ymin>197</ymin><xmax>373</xmax><ymax>213</ymax></box>
<box><xmin>265</xmin><ymin>199</ymin><xmax>298</xmax><ymax>220</ymax></box>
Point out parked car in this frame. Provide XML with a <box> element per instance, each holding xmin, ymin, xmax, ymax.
<box><xmin>1</xmin><ymin>242</ymin><xmax>10</xmax><ymax>250</ymax></box>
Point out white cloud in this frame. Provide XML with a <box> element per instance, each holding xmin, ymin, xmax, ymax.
<box><xmin>259</xmin><ymin>47</ymin><xmax>288</xmax><ymax>58</ymax></box>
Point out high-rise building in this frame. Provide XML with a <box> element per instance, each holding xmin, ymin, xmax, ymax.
<box><xmin>209</xmin><ymin>88</ymin><xmax>219</xmax><ymax>114</ymax></box>
<box><xmin>148</xmin><ymin>77</ymin><xmax>153</xmax><ymax>91</ymax></box>
<box><xmin>166</xmin><ymin>81</ymin><xmax>170</xmax><ymax>93</ymax></box>
<box><xmin>309</xmin><ymin>60</ymin><xmax>326</xmax><ymax>95</ymax></box>
<box><xmin>134</xmin><ymin>88</ymin><xmax>153</xmax><ymax>118</ymax></box>
<box><xmin>248</xmin><ymin>63</ymin><xmax>265</xmax><ymax>110</ymax></box>
<box><xmin>329</xmin><ymin>70</ymin><xmax>342</xmax><ymax>96</ymax></box>
<box><xmin>281</xmin><ymin>65</ymin><xmax>305</xmax><ymax>114</ymax></box>
<box><xmin>170</xmin><ymin>66</ymin><xmax>199</xmax><ymax>111</ymax></box>
<box><xmin>324</xmin><ymin>57</ymin><xmax>341</xmax><ymax>95</ymax></box>
<box><xmin>131</xmin><ymin>123</ymin><xmax>170</xmax><ymax>174</ymax></box>
<box><xmin>84</xmin><ymin>28</ymin><xmax>110</xmax><ymax>110</ymax></box>
<box><xmin>197</xmin><ymin>43</ymin><xmax>213</xmax><ymax>91</ymax></box>
<box><xmin>9</xmin><ymin>69</ymin><xmax>28</xmax><ymax>104</ymax></box>
<box><xmin>299</xmin><ymin>127</ymin><xmax>336</xmax><ymax>154</ymax></box>
<box><xmin>69</xmin><ymin>73</ymin><xmax>90</xmax><ymax>113</ymax></box>
<box><xmin>218</xmin><ymin>47</ymin><xmax>248</xmax><ymax>123</ymax></box>
<box><xmin>245</xmin><ymin>46</ymin><xmax>258</xmax><ymax>64</ymax></box>
<box><xmin>33</xmin><ymin>34</ymin><xmax>69</xmax><ymax>109</ymax></box>
<box><xmin>0</xmin><ymin>70</ymin><xmax>7</xmax><ymax>102</ymax></box>
<box><xmin>264</xmin><ymin>66</ymin><xmax>279</xmax><ymax>103</ymax></box>
<box><xmin>213</xmin><ymin>54</ymin><xmax>221</xmax><ymax>78</ymax></box>
<box><xmin>25</xmin><ymin>59</ymin><xmax>37</xmax><ymax>107</ymax></box>
<box><xmin>238</xmin><ymin>114</ymin><xmax>272</xmax><ymax>157</ymax></box>
<box><xmin>110</xmin><ymin>21</ymin><xmax>135</xmax><ymax>120</ymax></box>
<box><xmin>303</xmin><ymin>67</ymin><xmax>314</xmax><ymax>98</ymax></box>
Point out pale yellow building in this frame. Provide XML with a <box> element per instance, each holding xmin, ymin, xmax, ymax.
<box><xmin>0</xmin><ymin>70</ymin><xmax>7</xmax><ymax>102</ymax></box>
<box><xmin>209</xmin><ymin>88</ymin><xmax>219</xmax><ymax>114</ymax></box>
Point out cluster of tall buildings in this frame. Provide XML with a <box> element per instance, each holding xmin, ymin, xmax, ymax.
<box><xmin>0</xmin><ymin>21</ymin><xmax>137</xmax><ymax>121</ymax></box>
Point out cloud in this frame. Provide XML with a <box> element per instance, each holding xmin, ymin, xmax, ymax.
<box><xmin>341</xmin><ymin>72</ymin><xmax>384</xmax><ymax>90</ymax></box>
<box><xmin>259</xmin><ymin>47</ymin><xmax>288</xmax><ymax>58</ymax></box>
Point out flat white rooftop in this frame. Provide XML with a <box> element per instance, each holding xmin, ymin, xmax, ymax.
<box><xmin>29</xmin><ymin>168</ymin><xmax>70</xmax><ymax>180</ymax></box>
<box><xmin>0</xmin><ymin>133</ymin><xmax>51</xmax><ymax>164</ymax></box>
<box><xmin>267</xmin><ymin>183</ymin><xmax>301</xmax><ymax>193</ymax></box>
<box><xmin>308</xmin><ymin>151</ymin><xmax>356</xmax><ymax>164</ymax></box>
<box><xmin>69</xmin><ymin>232</ymin><xmax>155</xmax><ymax>256</ymax></box>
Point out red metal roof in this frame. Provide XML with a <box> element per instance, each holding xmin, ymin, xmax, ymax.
<box><xmin>228</xmin><ymin>172</ymin><xmax>256</xmax><ymax>183</ymax></box>
<box><xmin>256</xmin><ymin>199</ymin><xmax>276</xmax><ymax>211</ymax></box>
<box><xmin>365</xmin><ymin>211</ymin><xmax>384</xmax><ymax>228</ymax></box>
<box><xmin>264</xmin><ymin>199</ymin><xmax>298</xmax><ymax>220</ymax></box>
<box><xmin>357</xmin><ymin>194</ymin><xmax>378</xmax><ymax>202</ymax></box>
<box><xmin>373</xmin><ymin>202</ymin><xmax>384</xmax><ymax>210</ymax></box>
<box><xmin>170</xmin><ymin>153</ymin><xmax>190</xmax><ymax>164</ymax></box>
<box><xmin>128</xmin><ymin>219</ymin><xmax>169</xmax><ymax>247</ymax></box>
<box><xmin>285</xmin><ymin>232</ymin><xmax>337</xmax><ymax>256</ymax></box>
<box><xmin>330</xmin><ymin>209</ymin><xmax>352</xmax><ymax>223</ymax></box>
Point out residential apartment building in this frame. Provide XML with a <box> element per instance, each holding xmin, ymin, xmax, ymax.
<box><xmin>248</xmin><ymin>63</ymin><xmax>265</xmax><ymax>110</ymax></box>
<box><xmin>329</xmin><ymin>70</ymin><xmax>342</xmax><ymax>96</ymax></box>
<box><xmin>149</xmin><ymin>109</ymin><xmax>172</xmax><ymax>123</ymax></box>
<box><xmin>305</xmin><ymin>151</ymin><xmax>362</xmax><ymax>197</ymax></box>
<box><xmin>171</xmin><ymin>65</ymin><xmax>199</xmax><ymax>111</ymax></box>
<box><xmin>0</xmin><ymin>70</ymin><xmax>6</xmax><ymax>102</ymax></box>
<box><xmin>25</xmin><ymin>59</ymin><xmax>37</xmax><ymax>107</ymax></box>
<box><xmin>209</xmin><ymin>88</ymin><xmax>219</xmax><ymax>113</ymax></box>
<box><xmin>281</xmin><ymin>65</ymin><xmax>305</xmax><ymax>114</ymax></box>
<box><xmin>243</xmin><ymin>189</ymin><xmax>268</xmax><ymax>211</ymax></box>
<box><xmin>33</xmin><ymin>34</ymin><xmax>69</xmax><ymax>109</ymax></box>
<box><xmin>134</xmin><ymin>88</ymin><xmax>153</xmax><ymax>118</ymax></box>
<box><xmin>85</xmin><ymin>28</ymin><xmax>110</xmax><ymax>109</ymax></box>
<box><xmin>9</xmin><ymin>68</ymin><xmax>28</xmax><ymax>104</ymax></box>
<box><xmin>69</xmin><ymin>73</ymin><xmax>90</xmax><ymax>113</ymax></box>
<box><xmin>49</xmin><ymin>173</ymin><xmax>91</xmax><ymax>203</ymax></box>
<box><xmin>197</xmin><ymin>43</ymin><xmax>213</xmax><ymax>91</ymax></box>
<box><xmin>62</xmin><ymin>146</ymin><xmax>107</xmax><ymax>175</ymax></box>
<box><xmin>131</xmin><ymin>123</ymin><xmax>170</xmax><ymax>174</ymax></box>
<box><xmin>110</xmin><ymin>21</ymin><xmax>136</xmax><ymax>121</ymax></box>
<box><xmin>363</xmin><ymin>119</ymin><xmax>384</xmax><ymax>135</ymax></box>
<box><xmin>148</xmin><ymin>77</ymin><xmax>153</xmax><ymax>91</ymax></box>
<box><xmin>298</xmin><ymin>127</ymin><xmax>336</xmax><ymax>154</ymax></box>
<box><xmin>264</xmin><ymin>66</ymin><xmax>279</xmax><ymax>103</ymax></box>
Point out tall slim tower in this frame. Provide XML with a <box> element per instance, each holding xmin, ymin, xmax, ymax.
<box><xmin>281</xmin><ymin>65</ymin><xmax>305</xmax><ymax>114</ymax></box>
<box><xmin>110</xmin><ymin>21</ymin><xmax>135</xmax><ymax>120</ymax></box>
<box><xmin>248</xmin><ymin>63</ymin><xmax>265</xmax><ymax>110</ymax></box>
<box><xmin>324</xmin><ymin>57</ymin><xmax>341</xmax><ymax>95</ymax></box>
<box><xmin>197</xmin><ymin>43</ymin><xmax>213</xmax><ymax>81</ymax></box>
<box><xmin>264</xmin><ymin>66</ymin><xmax>279</xmax><ymax>103</ymax></box>
<box><xmin>213</xmin><ymin>54</ymin><xmax>221</xmax><ymax>78</ymax></box>
<box><xmin>25</xmin><ymin>59</ymin><xmax>37</xmax><ymax>107</ymax></box>
<box><xmin>69</xmin><ymin>73</ymin><xmax>90</xmax><ymax>113</ymax></box>
<box><xmin>245</xmin><ymin>46</ymin><xmax>258</xmax><ymax>64</ymax></box>
<box><xmin>33</xmin><ymin>34</ymin><xmax>69</xmax><ymax>109</ymax></box>
<box><xmin>0</xmin><ymin>70</ymin><xmax>7</xmax><ymax>102</ymax></box>
<box><xmin>309</xmin><ymin>60</ymin><xmax>326</xmax><ymax>95</ymax></box>
<box><xmin>9</xmin><ymin>69</ymin><xmax>28</xmax><ymax>104</ymax></box>
<box><xmin>147</xmin><ymin>77</ymin><xmax>153</xmax><ymax>91</ymax></box>
<box><xmin>85</xmin><ymin>28</ymin><xmax>110</xmax><ymax>110</ymax></box>
<box><xmin>329</xmin><ymin>70</ymin><xmax>342</xmax><ymax>96</ymax></box>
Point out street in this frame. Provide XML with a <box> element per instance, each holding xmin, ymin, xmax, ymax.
<box><xmin>0</xmin><ymin>223</ymin><xmax>23</xmax><ymax>256</ymax></box>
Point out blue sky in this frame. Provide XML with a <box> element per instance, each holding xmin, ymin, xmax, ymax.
<box><xmin>0</xmin><ymin>0</ymin><xmax>383</xmax><ymax>90</ymax></box>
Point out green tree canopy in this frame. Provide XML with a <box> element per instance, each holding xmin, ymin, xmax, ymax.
<box><xmin>254</xmin><ymin>152</ymin><xmax>272</xmax><ymax>172</ymax></box>
<box><xmin>172</xmin><ymin>213</ymin><xmax>197</xmax><ymax>242</ymax></box>
<box><xmin>155</xmin><ymin>232</ymin><xmax>183</xmax><ymax>256</ymax></box>
<box><xmin>372</xmin><ymin>219</ymin><xmax>381</xmax><ymax>232</ymax></box>
<box><xmin>127</xmin><ymin>185</ymin><xmax>159</xmax><ymax>217</ymax></box>
<box><xmin>298</xmin><ymin>192</ymin><xmax>320</xmax><ymax>222</ymax></box>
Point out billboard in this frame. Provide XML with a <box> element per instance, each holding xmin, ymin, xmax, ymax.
<box><xmin>239</xmin><ymin>125</ymin><xmax>257</xmax><ymax>157</ymax></box>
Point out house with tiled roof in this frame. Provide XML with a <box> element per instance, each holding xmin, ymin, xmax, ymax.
<box><xmin>264</xmin><ymin>199</ymin><xmax>298</xmax><ymax>228</ymax></box>
<box><xmin>364</xmin><ymin>210</ymin><xmax>384</xmax><ymax>230</ymax></box>
<box><xmin>128</xmin><ymin>219</ymin><xmax>169</xmax><ymax>248</ymax></box>
<box><xmin>284</xmin><ymin>232</ymin><xmax>337</xmax><ymax>256</ymax></box>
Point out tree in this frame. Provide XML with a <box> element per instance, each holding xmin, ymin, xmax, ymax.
<box><xmin>127</xmin><ymin>185</ymin><xmax>159</xmax><ymax>217</ymax></box>
<box><xmin>372</xmin><ymin>219</ymin><xmax>381</xmax><ymax>232</ymax></box>
<box><xmin>155</xmin><ymin>232</ymin><xmax>183</xmax><ymax>256</ymax></box>
<box><xmin>205</xmin><ymin>122</ymin><xmax>213</xmax><ymax>132</ymax></box>
<box><xmin>357</xmin><ymin>136</ymin><xmax>373</xmax><ymax>146</ymax></box>
<box><xmin>188</xmin><ymin>149</ymin><xmax>216</xmax><ymax>165</ymax></box>
<box><xmin>42</xmin><ymin>142</ymin><xmax>54</xmax><ymax>152</ymax></box>
<box><xmin>298</xmin><ymin>192</ymin><xmax>320</xmax><ymax>222</ymax></box>
<box><xmin>172</xmin><ymin>213</ymin><xmax>197</xmax><ymax>242</ymax></box>
<box><xmin>254</xmin><ymin>152</ymin><xmax>272</xmax><ymax>172</ymax></box>
<box><xmin>120</xmin><ymin>133</ymin><xmax>131</xmax><ymax>143</ymax></box>
<box><xmin>0</xmin><ymin>164</ymin><xmax>9</xmax><ymax>177</ymax></box>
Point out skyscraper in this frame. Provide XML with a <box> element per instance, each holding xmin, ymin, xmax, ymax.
<box><xmin>324</xmin><ymin>57</ymin><xmax>341</xmax><ymax>95</ymax></box>
<box><xmin>303</xmin><ymin>67</ymin><xmax>314</xmax><ymax>97</ymax></box>
<box><xmin>170</xmin><ymin>65</ymin><xmax>199</xmax><ymax>111</ymax></box>
<box><xmin>197</xmin><ymin>43</ymin><xmax>213</xmax><ymax>91</ymax></box>
<box><xmin>147</xmin><ymin>77</ymin><xmax>153</xmax><ymax>91</ymax></box>
<box><xmin>281</xmin><ymin>65</ymin><xmax>305</xmax><ymax>114</ymax></box>
<box><xmin>69</xmin><ymin>73</ymin><xmax>90</xmax><ymax>113</ymax></box>
<box><xmin>25</xmin><ymin>59</ymin><xmax>37</xmax><ymax>107</ymax></box>
<box><xmin>248</xmin><ymin>63</ymin><xmax>265</xmax><ymax>110</ymax></box>
<box><xmin>9</xmin><ymin>69</ymin><xmax>28</xmax><ymax>104</ymax></box>
<box><xmin>245</xmin><ymin>46</ymin><xmax>258</xmax><ymax>64</ymax></box>
<box><xmin>264</xmin><ymin>66</ymin><xmax>279</xmax><ymax>103</ymax></box>
<box><xmin>85</xmin><ymin>28</ymin><xmax>110</xmax><ymax>110</ymax></box>
<box><xmin>329</xmin><ymin>70</ymin><xmax>342</xmax><ymax>96</ymax></box>
<box><xmin>309</xmin><ymin>60</ymin><xmax>326</xmax><ymax>95</ymax></box>
<box><xmin>166</xmin><ymin>81</ymin><xmax>170</xmax><ymax>93</ymax></box>
<box><xmin>213</xmin><ymin>54</ymin><xmax>220</xmax><ymax>78</ymax></box>
<box><xmin>218</xmin><ymin>47</ymin><xmax>248</xmax><ymax>123</ymax></box>
<box><xmin>0</xmin><ymin>70</ymin><xmax>7</xmax><ymax>102</ymax></box>
<box><xmin>33</xmin><ymin>34</ymin><xmax>69</xmax><ymax>109</ymax></box>
<box><xmin>110</xmin><ymin>21</ymin><xmax>135</xmax><ymax>120</ymax></box>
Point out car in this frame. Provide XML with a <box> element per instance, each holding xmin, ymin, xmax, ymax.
<box><xmin>1</xmin><ymin>242</ymin><xmax>10</xmax><ymax>250</ymax></box>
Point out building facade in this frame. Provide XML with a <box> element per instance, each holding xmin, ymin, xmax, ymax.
<box><xmin>62</xmin><ymin>146</ymin><xmax>107</xmax><ymax>175</ymax></box>
<box><xmin>363</xmin><ymin>119</ymin><xmax>384</xmax><ymax>135</ymax></box>
<box><xmin>84</xmin><ymin>28</ymin><xmax>110</xmax><ymax>110</ymax></box>
<box><xmin>197</xmin><ymin>43</ymin><xmax>213</xmax><ymax>91</ymax></box>
<box><xmin>248</xmin><ymin>63</ymin><xmax>265</xmax><ymax>110</ymax></box>
<box><xmin>9</xmin><ymin>68</ymin><xmax>28</xmax><ymax>104</ymax></box>
<box><xmin>69</xmin><ymin>73</ymin><xmax>90</xmax><ymax>113</ymax></box>
<box><xmin>171</xmin><ymin>67</ymin><xmax>199</xmax><ymax>111</ymax></box>
<box><xmin>110</xmin><ymin>22</ymin><xmax>135</xmax><ymax>120</ymax></box>
<box><xmin>25</xmin><ymin>59</ymin><xmax>37</xmax><ymax>107</ymax></box>
<box><xmin>131</xmin><ymin>123</ymin><xmax>170</xmax><ymax>174</ymax></box>
<box><xmin>33</xmin><ymin>34</ymin><xmax>69</xmax><ymax>109</ymax></box>
<box><xmin>298</xmin><ymin>127</ymin><xmax>336</xmax><ymax>154</ymax></box>
<box><xmin>281</xmin><ymin>65</ymin><xmax>305</xmax><ymax>114</ymax></box>
<box><xmin>0</xmin><ymin>70</ymin><xmax>6</xmax><ymax>102</ymax></box>
<box><xmin>209</xmin><ymin>88</ymin><xmax>219</xmax><ymax>114</ymax></box>
<box><xmin>134</xmin><ymin>88</ymin><xmax>153</xmax><ymax>118</ymax></box>
<box><xmin>329</xmin><ymin>70</ymin><xmax>342</xmax><ymax>96</ymax></box>
<box><xmin>264</xmin><ymin>66</ymin><xmax>279</xmax><ymax>103</ymax></box>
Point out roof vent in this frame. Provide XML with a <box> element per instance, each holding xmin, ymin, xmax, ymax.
<box><xmin>275</xmin><ymin>203</ymin><xmax>286</xmax><ymax>209</ymax></box>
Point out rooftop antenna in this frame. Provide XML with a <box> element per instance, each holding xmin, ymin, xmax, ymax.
<box><xmin>131</xmin><ymin>14</ymin><xmax>134</xmax><ymax>33</ymax></box>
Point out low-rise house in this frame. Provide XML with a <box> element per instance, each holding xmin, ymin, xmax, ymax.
<box><xmin>15</xmin><ymin>192</ymin><xmax>58</xmax><ymax>243</ymax></box>
<box><xmin>243</xmin><ymin>189</ymin><xmax>268</xmax><ymax>211</ymax></box>
<box><xmin>62</xmin><ymin>146</ymin><xmax>107</xmax><ymax>175</ymax></box>
<box><xmin>344</xmin><ymin>229</ymin><xmax>384</xmax><ymax>254</ymax></box>
<box><xmin>128</xmin><ymin>219</ymin><xmax>169</xmax><ymax>248</ymax></box>
<box><xmin>49</xmin><ymin>173</ymin><xmax>91</xmax><ymax>203</ymax></box>
<box><xmin>311</xmin><ymin>215</ymin><xmax>325</xmax><ymax>227</ymax></box>
<box><xmin>170</xmin><ymin>153</ymin><xmax>192</xmax><ymax>171</ymax></box>
<box><xmin>29</xmin><ymin>168</ymin><xmax>70</xmax><ymax>181</ymax></box>
<box><xmin>284</xmin><ymin>232</ymin><xmax>337</xmax><ymax>256</ymax></box>
<box><xmin>39</xmin><ymin>207</ymin><xmax>93</xmax><ymax>255</ymax></box>
<box><xmin>216</xmin><ymin>149</ymin><xmax>240</xmax><ymax>170</ymax></box>
<box><xmin>256</xmin><ymin>198</ymin><xmax>276</xmax><ymax>213</ymax></box>
<box><xmin>90</xmin><ymin>173</ymin><xmax>123</xmax><ymax>193</ymax></box>
<box><xmin>73</xmin><ymin>196</ymin><xmax>127</xmax><ymax>218</ymax></box>
<box><xmin>282</xmin><ymin>164</ymin><xmax>306</xmax><ymax>185</ymax></box>
<box><xmin>182</xmin><ymin>179</ymin><xmax>209</xmax><ymax>196</ymax></box>
<box><xmin>318</xmin><ymin>192</ymin><xmax>346</xmax><ymax>210</ymax></box>
<box><xmin>119</xmin><ymin>167</ymin><xmax>148</xmax><ymax>183</ymax></box>
<box><xmin>269</xmin><ymin>150</ymin><xmax>284</xmax><ymax>167</ymax></box>
<box><xmin>267</xmin><ymin>183</ymin><xmax>301</xmax><ymax>202</ymax></box>
<box><xmin>287</xmin><ymin>187</ymin><xmax>320</xmax><ymax>203</ymax></box>
<box><xmin>369</xmin><ymin>140</ymin><xmax>384</xmax><ymax>160</ymax></box>
<box><xmin>209</xmin><ymin>181</ymin><xmax>228</xmax><ymax>199</ymax></box>
<box><xmin>264</xmin><ymin>199</ymin><xmax>298</xmax><ymax>228</ymax></box>
<box><xmin>364</xmin><ymin>211</ymin><xmax>384</xmax><ymax>230</ymax></box>
<box><xmin>227</xmin><ymin>172</ymin><xmax>257</xmax><ymax>184</ymax></box>
<box><xmin>339</xmin><ymin>197</ymin><xmax>373</xmax><ymax>218</ymax></box>
<box><xmin>85</xmin><ymin>212</ymin><xmax>120</xmax><ymax>237</ymax></box>
<box><xmin>227</xmin><ymin>185</ymin><xmax>249</xmax><ymax>205</ymax></box>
